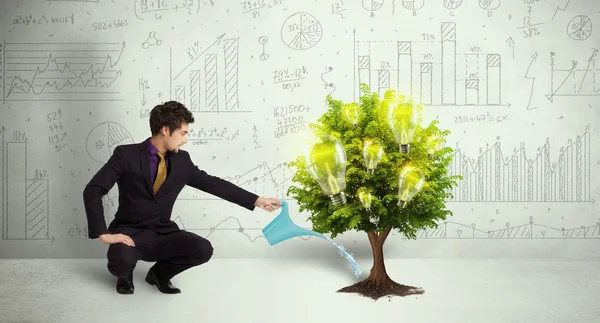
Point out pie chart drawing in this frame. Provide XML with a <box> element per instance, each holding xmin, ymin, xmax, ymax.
<box><xmin>281</xmin><ymin>12</ymin><xmax>323</xmax><ymax>50</ymax></box>
<box><xmin>86</xmin><ymin>122</ymin><xmax>135</xmax><ymax>163</ymax></box>
<box><xmin>567</xmin><ymin>15</ymin><xmax>592</xmax><ymax>41</ymax></box>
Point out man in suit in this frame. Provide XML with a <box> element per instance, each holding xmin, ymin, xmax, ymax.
<box><xmin>83</xmin><ymin>101</ymin><xmax>281</xmax><ymax>295</ymax></box>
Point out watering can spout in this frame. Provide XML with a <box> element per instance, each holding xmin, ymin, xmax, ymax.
<box><xmin>261</xmin><ymin>200</ymin><xmax>325</xmax><ymax>245</ymax></box>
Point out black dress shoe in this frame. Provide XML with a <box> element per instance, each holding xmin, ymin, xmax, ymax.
<box><xmin>145</xmin><ymin>269</ymin><xmax>181</xmax><ymax>294</ymax></box>
<box><xmin>116</xmin><ymin>275</ymin><xmax>134</xmax><ymax>295</ymax></box>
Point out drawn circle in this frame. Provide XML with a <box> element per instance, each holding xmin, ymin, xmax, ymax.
<box><xmin>281</xmin><ymin>12</ymin><xmax>323</xmax><ymax>50</ymax></box>
<box><xmin>86</xmin><ymin>122</ymin><xmax>134</xmax><ymax>163</ymax></box>
<box><xmin>258</xmin><ymin>36</ymin><xmax>268</xmax><ymax>44</ymax></box>
<box><xmin>478</xmin><ymin>0</ymin><xmax>500</xmax><ymax>10</ymax></box>
<box><xmin>443</xmin><ymin>0</ymin><xmax>463</xmax><ymax>9</ymax></box>
<box><xmin>567</xmin><ymin>15</ymin><xmax>592</xmax><ymax>40</ymax></box>
<box><xmin>402</xmin><ymin>0</ymin><xmax>424</xmax><ymax>10</ymax></box>
<box><xmin>362</xmin><ymin>0</ymin><xmax>384</xmax><ymax>11</ymax></box>
<box><xmin>260</xmin><ymin>53</ymin><xmax>269</xmax><ymax>60</ymax></box>
<box><xmin>142</xmin><ymin>42</ymin><xmax>149</xmax><ymax>49</ymax></box>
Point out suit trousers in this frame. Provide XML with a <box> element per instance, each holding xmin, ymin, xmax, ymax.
<box><xmin>106</xmin><ymin>229</ymin><xmax>214</xmax><ymax>281</ymax></box>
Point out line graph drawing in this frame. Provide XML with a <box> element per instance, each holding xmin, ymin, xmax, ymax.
<box><xmin>447</xmin><ymin>126</ymin><xmax>592</xmax><ymax>203</ymax></box>
<box><xmin>174</xmin><ymin>215</ymin><xmax>600</xmax><ymax>241</ymax></box>
<box><xmin>1</xmin><ymin>128</ymin><xmax>52</xmax><ymax>241</ymax></box>
<box><xmin>86</xmin><ymin>122</ymin><xmax>134</xmax><ymax>163</ymax></box>
<box><xmin>170</xmin><ymin>34</ymin><xmax>246</xmax><ymax>113</ymax></box>
<box><xmin>2</xmin><ymin>41</ymin><xmax>125</xmax><ymax>102</ymax></box>
<box><xmin>546</xmin><ymin>49</ymin><xmax>599</xmax><ymax>102</ymax></box>
<box><xmin>398</xmin><ymin>216</ymin><xmax>600</xmax><ymax>239</ymax></box>
<box><xmin>178</xmin><ymin>161</ymin><xmax>294</xmax><ymax>200</ymax></box>
<box><xmin>353</xmin><ymin>22</ymin><xmax>509</xmax><ymax>107</ymax></box>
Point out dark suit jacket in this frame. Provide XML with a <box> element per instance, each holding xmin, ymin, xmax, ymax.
<box><xmin>83</xmin><ymin>139</ymin><xmax>259</xmax><ymax>239</ymax></box>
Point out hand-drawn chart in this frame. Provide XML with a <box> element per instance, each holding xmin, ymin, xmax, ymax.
<box><xmin>408</xmin><ymin>216</ymin><xmax>600</xmax><ymax>239</ymax></box>
<box><xmin>546</xmin><ymin>49</ymin><xmax>599</xmax><ymax>102</ymax></box>
<box><xmin>566</xmin><ymin>15</ymin><xmax>591</xmax><ymax>41</ymax></box>
<box><xmin>447</xmin><ymin>126</ymin><xmax>592</xmax><ymax>203</ymax></box>
<box><xmin>280</xmin><ymin>12</ymin><xmax>323</xmax><ymax>50</ymax></box>
<box><xmin>86</xmin><ymin>122</ymin><xmax>134</xmax><ymax>163</ymax></box>
<box><xmin>0</xmin><ymin>128</ymin><xmax>51</xmax><ymax>241</ymax></box>
<box><xmin>170</xmin><ymin>34</ymin><xmax>247</xmax><ymax>113</ymax></box>
<box><xmin>353</xmin><ymin>22</ymin><xmax>508</xmax><ymax>107</ymax></box>
<box><xmin>2</xmin><ymin>41</ymin><xmax>125</xmax><ymax>102</ymax></box>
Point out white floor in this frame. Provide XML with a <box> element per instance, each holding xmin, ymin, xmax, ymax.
<box><xmin>0</xmin><ymin>258</ymin><xmax>599</xmax><ymax>323</ymax></box>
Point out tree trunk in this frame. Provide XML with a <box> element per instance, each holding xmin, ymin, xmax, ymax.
<box><xmin>336</xmin><ymin>226</ymin><xmax>425</xmax><ymax>300</ymax></box>
<box><xmin>365</xmin><ymin>226</ymin><xmax>393</xmax><ymax>285</ymax></box>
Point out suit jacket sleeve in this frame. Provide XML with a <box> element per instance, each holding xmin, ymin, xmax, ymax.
<box><xmin>185</xmin><ymin>153</ymin><xmax>259</xmax><ymax>211</ymax></box>
<box><xmin>82</xmin><ymin>145</ymin><xmax>124</xmax><ymax>239</ymax></box>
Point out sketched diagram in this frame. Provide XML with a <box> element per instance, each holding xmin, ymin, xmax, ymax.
<box><xmin>566</xmin><ymin>15</ymin><xmax>592</xmax><ymax>41</ymax></box>
<box><xmin>546</xmin><ymin>49</ymin><xmax>599</xmax><ymax>102</ymax></box>
<box><xmin>281</xmin><ymin>12</ymin><xmax>323</xmax><ymax>50</ymax></box>
<box><xmin>447</xmin><ymin>126</ymin><xmax>592</xmax><ymax>203</ymax></box>
<box><xmin>170</xmin><ymin>34</ymin><xmax>245</xmax><ymax>113</ymax></box>
<box><xmin>2</xmin><ymin>41</ymin><xmax>125</xmax><ymax>103</ymax></box>
<box><xmin>362</xmin><ymin>0</ymin><xmax>384</xmax><ymax>11</ymax></box>
<box><xmin>401</xmin><ymin>216</ymin><xmax>600</xmax><ymax>239</ymax></box>
<box><xmin>402</xmin><ymin>0</ymin><xmax>424</xmax><ymax>11</ymax></box>
<box><xmin>142</xmin><ymin>31</ymin><xmax>162</xmax><ymax>49</ymax></box>
<box><xmin>479</xmin><ymin>0</ymin><xmax>500</xmax><ymax>10</ymax></box>
<box><xmin>353</xmin><ymin>22</ymin><xmax>507</xmax><ymax>107</ymax></box>
<box><xmin>86</xmin><ymin>122</ymin><xmax>134</xmax><ymax>163</ymax></box>
<box><xmin>0</xmin><ymin>128</ymin><xmax>51</xmax><ymax>241</ymax></box>
<box><xmin>443</xmin><ymin>0</ymin><xmax>463</xmax><ymax>9</ymax></box>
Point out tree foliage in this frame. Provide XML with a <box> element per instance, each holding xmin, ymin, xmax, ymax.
<box><xmin>286</xmin><ymin>85</ymin><xmax>462</xmax><ymax>240</ymax></box>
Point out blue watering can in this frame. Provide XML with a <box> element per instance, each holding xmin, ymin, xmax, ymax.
<box><xmin>261</xmin><ymin>200</ymin><xmax>325</xmax><ymax>245</ymax></box>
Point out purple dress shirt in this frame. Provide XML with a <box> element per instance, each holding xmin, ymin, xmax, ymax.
<box><xmin>148</xmin><ymin>138</ymin><xmax>169</xmax><ymax>184</ymax></box>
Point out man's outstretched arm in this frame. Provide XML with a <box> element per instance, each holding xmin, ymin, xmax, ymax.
<box><xmin>82</xmin><ymin>145</ymin><xmax>124</xmax><ymax>239</ymax></box>
<box><xmin>185</xmin><ymin>154</ymin><xmax>259</xmax><ymax>210</ymax></box>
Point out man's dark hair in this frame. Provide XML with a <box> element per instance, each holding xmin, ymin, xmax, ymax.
<box><xmin>149</xmin><ymin>101</ymin><xmax>195</xmax><ymax>135</ymax></box>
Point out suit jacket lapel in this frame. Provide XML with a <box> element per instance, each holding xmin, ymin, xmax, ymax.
<box><xmin>138</xmin><ymin>141</ymin><xmax>154</xmax><ymax>197</ymax></box>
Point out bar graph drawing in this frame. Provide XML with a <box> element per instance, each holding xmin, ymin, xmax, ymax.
<box><xmin>447</xmin><ymin>126</ymin><xmax>592</xmax><ymax>203</ymax></box>
<box><xmin>1</xmin><ymin>128</ymin><xmax>51</xmax><ymax>240</ymax></box>
<box><xmin>353</xmin><ymin>22</ymin><xmax>508</xmax><ymax>107</ymax></box>
<box><xmin>170</xmin><ymin>34</ymin><xmax>248</xmax><ymax>113</ymax></box>
<box><xmin>2</xmin><ymin>41</ymin><xmax>125</xmax><ymax>102</ymax></box>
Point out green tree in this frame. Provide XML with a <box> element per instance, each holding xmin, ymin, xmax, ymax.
<box><xmin>286</xmin><ymin>85</ymin><xmax>462</xmax><ymax>300</ymax></box>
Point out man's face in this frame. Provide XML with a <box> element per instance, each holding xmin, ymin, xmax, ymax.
<box><xmin>165</xmin><ymin>123</ymin><xmax>189</xmax><ymax>153</ymax></box>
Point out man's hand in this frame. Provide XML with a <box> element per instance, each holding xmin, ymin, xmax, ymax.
<box><xmin>99</xmin><ymin>233</ymin><xmax>135</xmax><ymax>247</ymax></box>
<box><xmin>254</xmin><ymin>197</ymin><xmax>282</xmax><ymax>212</ymax></box>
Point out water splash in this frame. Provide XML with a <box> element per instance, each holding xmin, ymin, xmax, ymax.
<box><xmin>325</xmin><ymin>237</ymin><xmax>362</xmax><ymax>278</ymax></box>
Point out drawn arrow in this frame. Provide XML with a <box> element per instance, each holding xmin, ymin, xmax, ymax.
<box><xmin>524</xmin><ymin>52</ymin><xmax>538</xmax><ymax>110</ymax></box>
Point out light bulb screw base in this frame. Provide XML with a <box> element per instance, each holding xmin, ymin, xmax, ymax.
<box><xmin>330</xmin><ymin>192</ymin><xmax>347</xmax><ymax>206</ymax></box>
<box><xmin>366</xmin><ymin>168</ymin><xmax>374</xmax><ymax>175</ymax></box>
<box><xmin>400</xmin><ymin>144</ymin><xmax>410</xmax><ymax>154</ymax></box>
<box><xmin>397</xmin><ymin>200</ymin><xmax>407</xmax><ymax>208</ymax></box>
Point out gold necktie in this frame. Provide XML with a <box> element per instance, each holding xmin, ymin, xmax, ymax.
<box><xmin>153</xmin><ymin>152</ymin><xmax>167</xmax><ymax>195</ymax></box>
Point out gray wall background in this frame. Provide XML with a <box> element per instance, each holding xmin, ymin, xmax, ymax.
<box><xmin>0</xmin><ymin>0</ymin><xmax>599</xmax><ymax>259</ymax></box>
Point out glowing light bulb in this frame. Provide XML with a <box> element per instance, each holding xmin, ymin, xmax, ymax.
<box><xmin>342</xmin><ymin>103</ymin><xmax>360</xmax><ymax>128</ymax></box>
<box><xmin>397</xmin><ymin>166</ymin><xmax>425</xmax><ymax>208</ymax></box>
<box><xmin>362</xmin><ymin>139</ymin><xmax>384</xmax><ymax>175</ymax></box>
<box><xmin>425</xmin><ymin>134</ymin><xmax>442</xmax><ymax>158</ymax></box>
<box><xmin>357</xmin><ymin>187</ymin><xmax>378</xmax><ymax>224</ymax></box>
<box><xmin>387</xmin><ymin>101</ymin><xmax>419</xmax><ymax>154</ymax></box>
<box><xmin>357</xmin><ymin>188</ymin><xmax>373</xmax><ymax>210</ymax></box>
<box><xmin>304</xmin><ymin>135</ymin><xmax>348</xmax><ymax>206</ymax></box>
